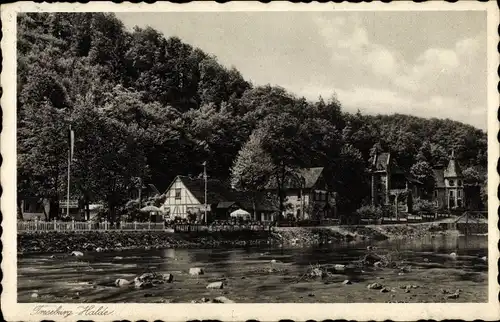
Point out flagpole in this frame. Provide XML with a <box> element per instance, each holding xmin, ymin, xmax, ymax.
<box><xmin>66</xmin><ymin>124</ymin><xmax>71</xmax><ymax>218</ymax></box>
<box><xmin>204</xmin><ymin>162</ymin><xmax>207</xmax><ymax>225</ymax></box>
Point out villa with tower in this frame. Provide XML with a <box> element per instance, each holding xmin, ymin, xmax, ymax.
<box><xmin>370</xmin><ymin>150</ymin><xmax>468</xmax><ymax>214</ymax></box>
<box><xmin>432</xmin><ymin>151</ymin><xmax>465</xmax><ymax>209</ymax></box>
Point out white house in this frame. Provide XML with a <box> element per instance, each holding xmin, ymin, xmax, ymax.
<box><xmin>161</xmin><ymin>175</ymin><xmax>277</xmax><ymax>221</ymax></box>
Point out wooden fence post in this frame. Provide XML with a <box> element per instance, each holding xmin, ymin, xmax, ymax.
<box><xmin>72</xmin><ymin>219</ymin><xmax>75</xmax><ymax>231</ymax></box>
<box><xmin>148</xmin><ymin>221</ymin><xmax>151</xmax><ymax>230</ymax></box>
<box><xmin>134</xmin><ymin>221</ymin><xmax>137</xmax><ymax>230</ymax></box>
<box><xmin>53</xmin><ymin>219</ymin><xmax>57</xmax><ymax>231</ymax></box>
<box><xmin>34</xmin><ymin>218</ymin><xmax>38</xmax><ymax>231</ymax></box>
<box><xmin>88</xmin><ymin>221</ymin><xmax>91</xmax><ymax>231</ymax></box>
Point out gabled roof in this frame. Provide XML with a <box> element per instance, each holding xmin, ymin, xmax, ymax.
<box><xmin>296</xmin><ymin>167</ymin><xmax>324</xmax><ymax>189</ymax></box>
<box><xmin>266</xmin><ymin>167</ymin><xmax>325</xmax><ymax>190</ymax></box>
<box><xmin>168</xmin><ymin>175</ymin><xmax>277</xmax><ymax>212</ymax></box>
<box><xmin>177</xmin><ymin>175</ymin><xmax>234</xmax><ymax>205</ymax></box>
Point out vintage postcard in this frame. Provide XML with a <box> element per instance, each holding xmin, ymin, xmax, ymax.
<box><xmin>1</xmin><ymin>1</ymin><xmax>499</xmax><ymax>321</ymax></box>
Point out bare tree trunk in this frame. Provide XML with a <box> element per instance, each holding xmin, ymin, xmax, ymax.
<box><xmin>17</xmin><ymin>199</ymin><xmax>24</xmax><ymax>221</ymax></box>
<box><xmin>251</xmin><ymin>192</ymin><xmax>256</xmax><ymax>221</ymax></box>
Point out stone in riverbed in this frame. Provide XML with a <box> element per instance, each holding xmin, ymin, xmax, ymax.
<box><xmin>95</xmin><ymin>247</ymin><xmax>104</xmax><ymax>252</ymax></box>
<box><xmin>309</xmin><ymin>268</ymin><xmax>323</xmax><ymax>278</ymax></box>
<box><xmin>367</xmin><ymin>283</ymin><xmax>383</xmax><ymax>290</ymax></box>
<box><xmin>380</xmin><ymin>287</ymin><xmax>390</xmax><ymax>293</ymax></box>
<box><xmin>447</xmin><ymin>290</ymin><xmax>460</xmax><ymax>299</ymax></box>
<box><xmin>189</xmin><ymin>267</ymin><xmax>204</xmax><ymax>276</ymax></box>
<box><xmin>373</xmin><ymin>261</ymin><xmax>383</xmax><ymax>268</ymax></box>
<box><xmin>481</xmin><ymin>256</ymin><xmax>487</xmax><ymax>262</ymax></box>
<box><xmin>71</xmin><ymin>251</ymin><xmax>84</xmax><ymax>257</ymax></box>
<box><xmin>134</xmin><ymin>280</ymin><xmax>153</xmax><ymax>289</ymax></box>
<box><xmin>342</xmin><ymin>279</ymin><xmax>352</xmax><ymax>285</ymax></box>
<box><xmin>115</xmin><ymin>278</ymin><xmax>131</xmax><ymax>287</ymax></box>
<box><xmin>113</xmin><ymin>256</ymin><xmax>123</xmax><ymax>260</ymax></box>
<box><xmin>206</xmin><ymin>281</ymin><xmax>224</xmax><ymax>289</ymax></box>
<box><xmin>162</xmin><ymin>273</ymin><xmax>174</xmax><ymax>283</ymax></box>
<box><xmin>31</xmin><ymin>292</ymin><xmax>39</xmax><ymax>298</ymax></box>
<box><xmin>213</xmin><ymin>296</ymin><xmax>234</xmax><ymax>303</ymax></box>
<box><xmin>333</xmin><ymin>264</ymin><xmax>346</xmax><ymax>272</ymax></box>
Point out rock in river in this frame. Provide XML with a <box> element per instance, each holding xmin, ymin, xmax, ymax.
<box><xmin>342</xmin><ymin>280</ymin><xmax>352</xmax><ymax>285</ymax></box>
<box><xmin>206</xmin><ymin>281</ymin><xmax>224</xmax><ymax>289</ymax></box>
<box><xmin>162</xmin><ymin>273</ymin><xmax>174</xmax><ymax>283</ymax></box>
<box><xmin>71</xmin><ymin>251</ymin><xmax>84</xmax><ymax>257</ymax></box>
<box><xmin>367</xmin><ymin>283</ymin><xmax>383</xmax><ymax>290</ymax></box>
<box><xmin>189</xmin><ymin>267</ymin><xmax>205</xmax><ymax>276</ymax></box>
<box><xmin>333</xmin><ymin>264</ymin><xmax>346</xmax><ymax>272</ymax></box>
<box><xmin>213</xmin><ymin>296</ymin><xmax>234</xmax><ymax>303</ymax></box>
<box><xmin>115</xmin><ymin>278</ymin><xmax>131</xmax><ymax>287</ymax></box>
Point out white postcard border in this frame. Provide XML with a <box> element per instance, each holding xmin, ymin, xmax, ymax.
<box><xmin>2</xmin><ymin>1</ymin><xmax>499</xmax><ymax>321</ymax></box>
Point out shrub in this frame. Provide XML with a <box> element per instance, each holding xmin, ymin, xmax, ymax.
<box><xmin>355</xmin><ymin>205</ymin><xmax>383</xmax><ymax>219</ymax></box>
<box><xmin>413</xmin><ymin>198</ymin><xmax>436</xmax><ymax>214</ymax></box>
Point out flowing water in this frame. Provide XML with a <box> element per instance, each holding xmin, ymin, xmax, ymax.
<box><xmin>18</xmin><ymin>234</ymin><xmax>488</xmax><ymax>303</ymax></box>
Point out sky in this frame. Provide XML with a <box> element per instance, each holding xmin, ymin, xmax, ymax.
<box><xmin>116</xmin><ymin>11</ymin><xmax>487</xmax><ymax>130</ymax></box>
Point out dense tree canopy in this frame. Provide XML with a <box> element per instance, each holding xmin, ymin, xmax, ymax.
<box><xmin>17</xmin><ymin>13</ymin><xmax>488</xmax><ymax>219</ymax></box>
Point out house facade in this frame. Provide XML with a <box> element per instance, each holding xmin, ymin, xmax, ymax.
<box><xmin>370</xmin><ymin>152</ymin><xmax>421</xmax><ymax>214</ymax></box>
<box><xmin>432</xmin><ymin>151</ymin><xmax>465</xmax><ymax>209</ymax></box>
<box><xmin>266</xmin><ymin>167</ymin><xmax>337</xmax><ymax>220</ymax></box>
<box><xmin>161</xmin><ymin>175</ymin><xmax>276</xmax><ymax>222</ymax></box>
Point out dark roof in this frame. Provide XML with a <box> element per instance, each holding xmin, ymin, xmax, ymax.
<box><xmin>178</xmin><ymin>176</ymin><xmax>234</xmax><ymax>205</ymax></box>
<box><xmin>235</xmin><ymin>192</ymin><xmax>278</xmax><ymax>212</ymax></box>
<box><xmin>176</xmin><ymin>176</ymin><xmax>277</xmax><ymax>212</ymax></box>
<box><xmin>444</xmin><ymin>158</ymin><xmax>463</xmax><ymax>178</ymax></box>
<box><xmin>266</xmin><ymin>167</ymin><xmax>325</xmax><ymax>190</ymax></box>
<box><xmin>404</xmin><ymin>173</ymin><xmax>423</xmax><ymax>185</ymax></box>
<box><xmin>217</xmin><ymin>201</ymin><xmax>237</xmax><ymax>209</ymax></box>
<box><xmin>433</xmin><ymin>168</ymin><xmax>445</xmax><ymax>188</ymax></box>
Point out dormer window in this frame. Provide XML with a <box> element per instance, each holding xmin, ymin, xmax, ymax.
<box><xmin>458</xmin><ymin>180</ymin><xmax>462</xmax><ymax>186</ymax></box>
<box><xmin>448</xmin><ymin>179</ymin><xmax>455</xmax><ymax>187</ymax></box>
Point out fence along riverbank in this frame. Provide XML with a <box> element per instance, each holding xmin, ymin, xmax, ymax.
<box><xmin>17</xmin><ymin>220</ymin><xmax>272</xmax><ymax>233</ymax></box>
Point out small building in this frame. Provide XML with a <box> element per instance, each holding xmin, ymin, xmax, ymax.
<box><xmin>265</xmin><ymin>167</ymin><xmax>337</xmax><ymax>220</ymax></box>
<box><xmin>432</xmin><ymin>151</ymin><xmax>465</xmax><ymax>209</ymax></box>
<box><xmin>161</xmin><ymin>175</ymin><xmax>276</xmax><ymax>222</ymax></box>
<box><xmin>370</xmin><ymin>152</ymin><xmax>421</xmax><ymax>214</ymax></box>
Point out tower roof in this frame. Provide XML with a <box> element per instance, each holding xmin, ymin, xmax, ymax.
<box><xmin>444</xmin><ymin>150</ymin><xmax>462</xmax><ymax>178</ymax></box>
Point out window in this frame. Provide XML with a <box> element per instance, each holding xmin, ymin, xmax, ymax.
<box><xmin>297</xmin><ymin>190</ymin><xmax>302</xmax><ymax>200</ymax></box>
<box><xmin>449</xmin><ymin>190</ymin><xmax>454</xmax><ymax>198</ymax></box>
<box><xmin>434</xmin><ymin>190</ymin><xmax>438</xmax><ymax>198</ymax></box>
<box><xmin>175</xmin><ymin>188</ymin><xmax>181</xmax><ymax>200</ymax></box>
<box><xmin>23</xmin><ymin>201</ymin><xmax>31</xmax><ymax>212</ymax></box>
<box><xmin>448</xmin><ymin>179</ymin><xmax>455</xmax><ymax>187</ymax></box>
<box><xmin>457</xmin><ymin>190</ymin><xmax>462</xmax><ymax>198</ymax></box>
<box><xmin>458</xmin><ymin>180</ymin><xmax>462</xmax><ymax>186</ymax></box>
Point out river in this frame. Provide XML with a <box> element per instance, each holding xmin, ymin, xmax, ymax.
<box><xmin>18</xmin><ymin>234</ymin><xmax>488</xmax><ymax>303</ymax></box>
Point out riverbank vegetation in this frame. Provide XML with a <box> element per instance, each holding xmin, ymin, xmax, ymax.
<box><xmin>18</xmin><ymin>13</ymin><xmax>487</xmax><ymax>222</ymax></box>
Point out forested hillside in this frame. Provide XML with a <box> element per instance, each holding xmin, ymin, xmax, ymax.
<box><xmin>17</xmin><ymin>13</ymin><xmax>487</xmax><ymax>219</ymax></box>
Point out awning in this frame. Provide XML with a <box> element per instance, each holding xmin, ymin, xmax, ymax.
<box><xmin>230</xmin><ymin>208</ymin><xmax>251</xmax><ymax>218</ymax></box>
